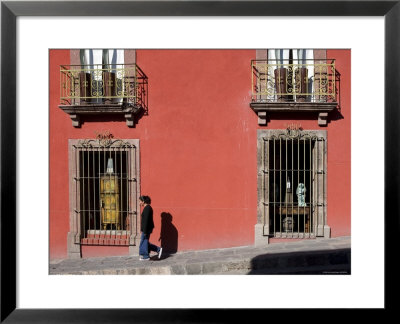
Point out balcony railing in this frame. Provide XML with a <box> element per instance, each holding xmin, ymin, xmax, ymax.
<box><xmin>60</xmin><ymin>63</ymin><xmax>148</xmax><ymax>111</ymax></box>
<box><xmin>251</xmin><ymin>59</ymin><xmax>338</xmax><ymax>104</ymax></box>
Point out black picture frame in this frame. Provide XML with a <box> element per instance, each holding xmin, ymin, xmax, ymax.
<box><xmin>1</xmin><ymin>0</ymin><xmax>398</xmax><ymax>322</ymax></box>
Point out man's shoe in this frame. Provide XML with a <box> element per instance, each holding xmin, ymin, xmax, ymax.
<box><xmin>158</xmin><ymin>247</ymin><xmax>163</xmax><ymax>259</ymax></box>
<box><xmin>139</xmin><ymin>256</ymin><xmax>150</xmax><ymax>261</ymax></box>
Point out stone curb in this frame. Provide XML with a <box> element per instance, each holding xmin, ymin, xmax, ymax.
<box><xmin>50</xmin><ymin>237</ymin><xmax>351</xmax><ymax>275</ymax></box>
<box><xmin>50</xmin><ymin>248</ymin><xmax>350</xmax><ymax>275</ymax></box>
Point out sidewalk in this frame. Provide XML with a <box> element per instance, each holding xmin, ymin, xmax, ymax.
<box><xmin>49</xmin><ymin>236</ymin><xmax>350</xmax><ymax>275</ymax></box>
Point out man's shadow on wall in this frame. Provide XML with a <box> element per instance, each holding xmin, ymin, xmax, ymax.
<box><xmin>158</xmin><ymin>212</ymin><xmax>178</xmax><ymax>258</ymax></box>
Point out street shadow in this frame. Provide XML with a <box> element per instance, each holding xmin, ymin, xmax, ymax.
<box><xmin>247</xmin><ymin>248</ymin><xmax>351</xmax><ymax>275</ymax></box>
<box><xmin>157</xmin><ymin>212</ymin><xmax>178</xmax><ymax>259</ymax></box>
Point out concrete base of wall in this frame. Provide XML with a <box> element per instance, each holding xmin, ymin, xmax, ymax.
<box><xmin>129</xmin><ymin>245</ymin><xmax>139</xmax><ymax>256</ymax></box>
<box><xmin>254</xmin><ymin>224</ymin><xmax>269</xmax><ymax>246</ymax></box>
<box><xmin>67</xmin><ymin>232</ymin><xmax>81</xmax><ymax>259</ymax></box>
<box><xmin>324</xmin><ymin>225</ymin><xmax>331</xmax><ymax>238</ymax></box>
<box><xmin>317</xmin><ymin>225</ymin><xmax>331</xmax><ymax>238</ymax></box>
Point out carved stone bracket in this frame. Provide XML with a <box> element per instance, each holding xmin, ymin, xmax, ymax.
<box><xmin>318</xmin><ymin>112</ymin><xmax>329</xmax><ymax>126</ymax></box>
<box><xmin>125</xmin><ymin>113</ymin><xmax>134</xmax><ymax>127</ymax></box>
<box><xmin>69</xmin><ymin>114</ymin><xmax>81</xmax><ymax>127</ymax></box>
<box><xmin>257</xmin><ymin>111</ymin><xmax>268</xmax><ymax>125</ymax></box>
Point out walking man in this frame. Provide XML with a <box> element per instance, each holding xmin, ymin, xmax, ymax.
<box><xmin>139</xmin><ymin>195</ymin><xmax>162</xmax><ymax>260</ymax></box>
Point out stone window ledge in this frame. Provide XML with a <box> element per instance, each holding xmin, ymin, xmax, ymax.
<box><xmin>58</xmin><ymin>103</ymin><xmax>142</xmax><ymax>127</ymax></box>
<box><xmin>250</xmin><ymin>102</ymin><xmax>338</xmax><ymax>126</ymax></box>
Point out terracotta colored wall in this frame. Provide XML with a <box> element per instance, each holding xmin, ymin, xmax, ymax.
<box><xmin>49</xmin><ymin>49</ymin><xmax>258</xmax><ymax>259</ymax></box>
<box><xmin>134</xmin><ymin>50</ymin><xmax>258</xmax><ymax>252</ymax></box>
<box><xmin>49</xmin><ymin>49</ymin><xmax>350</xmax><ymax>260</ymax></box>
<box><xmin>49</xmin><ymin>49</ymin><xmax>71</xmax><ymax>259</ymax></box>
<box><xmin>326</xmin><ymin>49</ymin><xmax>351</xmax><ymax>237</ymax></box>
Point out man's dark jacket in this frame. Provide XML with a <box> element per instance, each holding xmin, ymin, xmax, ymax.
<box><xmin>141</xmin><ymin>205</ymin><xmax>154</xmax><ymax>234</ymax></box>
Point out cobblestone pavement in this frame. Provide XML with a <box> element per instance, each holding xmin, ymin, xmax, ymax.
<box><xmin>49</xmin><ymin>236</ymin><xmax>351</xmax><ymax>275</ymax></box>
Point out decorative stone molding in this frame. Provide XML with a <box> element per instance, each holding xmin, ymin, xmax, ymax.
<box><xmin>256</xmin><ymin>129</ymin><xmax>331</xmax><ymax>243</ymax></box>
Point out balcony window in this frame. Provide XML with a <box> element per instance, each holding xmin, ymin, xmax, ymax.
<box><xmin>251</xmin><ymin>49</ymin><xmax>339</xmax><ymax>126</ymax></box>
<box><xmin>59</xmin><ymin>49</ymin><xmax>148</xmax><ymax>127</ymax></box>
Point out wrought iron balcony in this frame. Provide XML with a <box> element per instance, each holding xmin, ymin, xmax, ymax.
<box><xmin>250</xmin><ymin>59</ymin><xmax>339</xmax><ymax>126</ymax></box>
<box><xmin>59</xmin><ymin>63</ymin><xmax>148</xmax><ymax>127</ymax></box>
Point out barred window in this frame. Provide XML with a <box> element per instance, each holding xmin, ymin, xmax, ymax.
<box><xmin>68</xmin><ymin>139</ymin><xmax>139</xmax><ymax>247</ymax></box>
<box><xmin>259</xmin><ymin>130</ymin><xmax>328</xmax><ymax>238</ymax></box>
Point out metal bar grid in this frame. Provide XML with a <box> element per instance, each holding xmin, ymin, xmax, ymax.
<box><xmin>264</xmin><ymin>133</ymin><xmax>324</xmax><ymax>238</ymax></box>
<box><xmin>73</xmin><ymin>141</ymin><xmax>136</xmax><ymax>246</ymax></box>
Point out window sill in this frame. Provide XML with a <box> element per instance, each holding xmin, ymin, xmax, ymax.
<box><xmin>81</xmin><ymin>238</ymin><xmax>130</xmax><ymax>246</ymax></box>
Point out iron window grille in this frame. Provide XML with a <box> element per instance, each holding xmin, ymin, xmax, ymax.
<box><xmin>259</xmin><ymin>130</ymin><xmax>328</xmax><ymax>238</ymax></box>
<box><xmin>68</xmin><ymin>139</ymin><xmax>140</xmax><ymax>247</ymax></box>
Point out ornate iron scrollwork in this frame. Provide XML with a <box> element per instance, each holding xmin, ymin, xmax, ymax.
<box><xmin>78</xmin><ymin>133</ymin><xmax>134</xmax><ymax>148</ymax></box>
<box><xmin>286</xmin><ymin>124</ymin><xmax>302</xmax><ymax>139</ymax></box>
<box><xmin>264</xmin><ymin>127</ymin><xmax>321</xmax><ymax>141</ymax></box>
<box><xmin>78</xmin><ymin>139</ymin><xmax>94</xmax><ymax>148</ymax></box>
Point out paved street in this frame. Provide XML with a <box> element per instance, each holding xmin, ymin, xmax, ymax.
<box><xmin>50</xmin><ymin>236</ymin><xmax>350</xmax><ymax>275</ymax></box>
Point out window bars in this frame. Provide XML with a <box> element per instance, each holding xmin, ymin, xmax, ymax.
<box><xmin>261</xmin><ymin>131</ymin><xmax>326</xmax><ymax>238</ymax></box>
<box><xmin>71</xmin><ymin>139</ymin><xmax>138</xmax><ymax>246</ymax></box>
